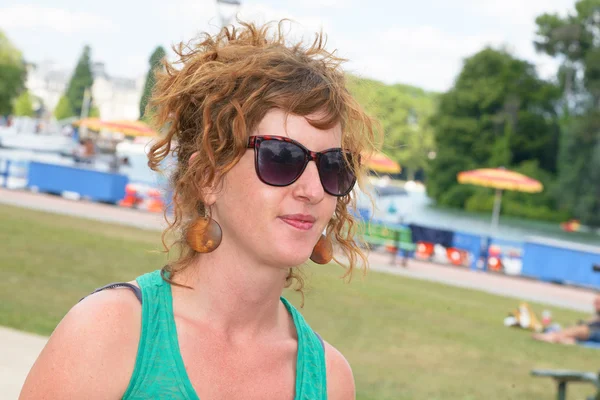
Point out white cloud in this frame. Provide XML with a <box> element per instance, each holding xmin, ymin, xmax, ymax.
<box><xmin>163</xmin><ymin>0</ymin><xmax>334</xmax><ymax>49</ymax></box>
<box><xmin>236</xmin><ymin>3</ymin><xmax>333</xmax><ymax>36</ymax></box>
<box><xmin>163</xmin><ymin>0</ymin><xmax>218</xmax><ymax>23</ymax></box>
<box><xmin>379</xmin><ymin>25</ymin><xmax>502</xmax><ymax>57</ymax></box>
<box><xmin>468</xmin><ymin>0</ymin><xmax>573</xmax><ymax>25</ymax></box>
<box><xmin>295</xmin><ymin>0</ymin><xmax>348</xmax><ymax>9</ymax></box>
<box><xmin>114</xmin><ymin>53</ymin><xmax>148</xmax><ymax>79</ymax></box>
<box><xmin>0</xmin><ymin>5</ymin><xmax>117</xmax><ymax>34</ymax></box>
<box><xmin>466</xmin><ymin>0</ymin><xmax>572</xmax><ymax>83</ymax></box>
<box><xmin>336</xmin><ymin>25</ymin><xmax>504</xmax><ymax>91</ymax></box>
<box><xmin>8</xmin><ymin>0</ymin><xmax>566</xmax><ymax>91</ymax></box>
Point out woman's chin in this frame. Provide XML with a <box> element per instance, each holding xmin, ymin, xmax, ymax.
<box><xmin>247</xmin><ymin>239</ymin><xmax>312</xmax><ymax>267</ymax></box>
<box><xmin>269</xmin><ymin>248</ymin><xmax>313</xmax><ymax>268</ymax></box>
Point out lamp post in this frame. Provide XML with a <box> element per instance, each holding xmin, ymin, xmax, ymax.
<box><xmin>216</xmin><ymin>0</ymin><xmax>241</xmax><ymax>28</ymax></box>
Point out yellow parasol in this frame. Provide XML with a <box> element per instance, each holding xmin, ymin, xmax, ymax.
<box><xmin>72</xmin><ymin>117</ymin><xmax>104</xmax><ymax>131</ymax></box>
<box><xmin>458</xmin><ymin>167</ymin><xmax>543</xmax><ymax>232</ymax></box>
<box><xmin>74</xmin><ymin>119</ymin><xmax>156</xmax><ymax>137</ymax></box>
<box><xmin>364</xmin><ymin>152</ymin><xmax>401</xmax><ymax>174</ymax></box>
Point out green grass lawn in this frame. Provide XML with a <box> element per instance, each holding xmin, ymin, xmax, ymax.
<box><xmin>1</xmin><ymin>203</ymin><xmax>598</xmax><ymax>399</ymax></box>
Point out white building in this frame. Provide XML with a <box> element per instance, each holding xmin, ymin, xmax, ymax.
<box><xmin>25</xmin><ymin>61</ymin><xmax>69</xmax><ymax>116</ymax></box>
<box><xmin>25</xmin><ymin>60</ymin><xmax>144</xmax><ymax>121</ymax></box>
<box><xmin>91</xmin><ymin>62</ymin><xmax>145</xmax><ymax>121</ymax></box>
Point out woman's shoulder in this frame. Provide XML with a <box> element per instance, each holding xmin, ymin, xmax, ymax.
<box><xmin>323</xmin><ymin>340</ymin><xmax>355</xmax><ymax>400</ymax></box>
<box><xmin>281</xmin><ymin>298</ymin><xmax>355</xmax><ymax>399</ymax></box>
<box><xmin>19</xmin><ymin>282</ymin><xmax>142</xmax><ymax>399</ymax></box>
<box><xmin>64</xmin><ymin>279</ymin><xmax>143</xmax><ymax>365</ymax></box>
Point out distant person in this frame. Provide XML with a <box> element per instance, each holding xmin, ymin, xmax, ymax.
<box><xmin>108</xmin><ymin>155</ymin><xmax>131</xmax><ymax>173</ymax></box>
<box><xmin>72</xmin><ymin>140</ymin><xmax>87</xmax><ymax>162</ymax></box>
<box><xmin>108</xmin><ymin>153</ymin><xmax>121</xmax><ymax>173</ymax></box>
<box><xmin>71</xmin><ymin>126</ymin><xmax>80</xmax><ymax>142</ymax></box>
<box><xmin>72</xmin><ymin>138</ymin><xmax>95</xmax><ymax>164</ymax></box>
<box><xmin>533</xmin><ymin>294</ymin><xmax>600</xmax><ymax>344</ymax></box>
<box><xmin>20</xmin><ymin>20</ymin><xmax>378</xmax><ymax>399</ymax></box>
<box><xmin>83</xmin><ymin>138</ymin><xmax>95</xmax><ymax>157</ymax></box>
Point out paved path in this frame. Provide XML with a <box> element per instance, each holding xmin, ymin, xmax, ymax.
<box><xmin>367</xmin><ymin>252</ymin><xmax>597</xmax><ymax>313</ymax></box>
<box><xmin>0</xmin><ymin>188</ymin><xmax>167</xmax><ymax>231</ymax></box>
<box><xmin>0</xmin><ymin>326</ymin><xmax>47</xmax><ymax>400</ymax></box>
<box><xmin>1</xmin><ymin>187</ymin><xmax>598</xmax><ymax>398</ymax></box>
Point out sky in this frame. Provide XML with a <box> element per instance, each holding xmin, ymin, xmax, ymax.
<box><xmin>0</xmin><ymin>0</ymin><xmax>577</xmax><ymax>92</ymax></box>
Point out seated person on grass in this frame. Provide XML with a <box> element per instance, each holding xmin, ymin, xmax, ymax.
<box><xmin>533</xmin><ymin>295</ymin><xmax>600</xmax><ymax>345</ymax></box>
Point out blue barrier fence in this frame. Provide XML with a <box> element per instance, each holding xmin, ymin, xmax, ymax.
<box><xmin>357</xmin><ymin>215</ymin><xmax>599</xmax><ymax>290</ymax></box>
<box><xmin>27</xmin><ymin>161</ymin><xmax>128</xmax><ymax>204</ymax></box>
<box><xmin>451</xmin><ymin>231</ymin><xmax>484</xmax><ymax>270</ymax></box>
<box><xmin>522</xmin><ymin>237</ymin><xmax>600</xmax><ymax>289</ymax></box>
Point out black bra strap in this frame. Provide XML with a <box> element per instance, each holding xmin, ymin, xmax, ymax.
<box><xmin>314</xmin><ymin>331</ymin><xmax>325</xmax><ymax>351</ymax></box>
<box><xmin>79</xmin><ymin>282</ymin><xmax>142</xmax><ymax>304</ymax></box>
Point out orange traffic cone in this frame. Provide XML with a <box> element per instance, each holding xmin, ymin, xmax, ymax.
<box><xmin>119</xmin><ymin>184</ymin><xmax>140</xmax><ymax>208</ymax></box>
<box><xmin>415</xmin><ymin>242</ymin><xmax>434</xmax><ymax>260</ymax></box>
<box><xmin>447</xmin><ymin>247</ymin><xmax>467</xmax><ymax>266</ymax></box>
<box><xmin>146</xmin><ymin>188</ymin><xmax>165</xmax><ymax>213</ymax></box>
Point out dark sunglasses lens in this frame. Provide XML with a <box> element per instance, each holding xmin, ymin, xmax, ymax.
<box><xmin>319</xmin><ymin>151</ymin><xmax>356</xmax><ymax>196</ymax></box>
<box><xmin>257</xmin><ymin>140</ymin><xmax>306</xmax><ymax>186</ymax></box>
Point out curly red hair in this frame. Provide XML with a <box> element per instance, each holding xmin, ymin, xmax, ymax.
<box><xmin>147</xmin><ymin>20</ymin><xmax>380</xmax><ymax>292</ymax></box>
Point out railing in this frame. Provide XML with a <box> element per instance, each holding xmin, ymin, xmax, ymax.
<box><xmin>0</xmin><ymin>159</ymin><xmax>10</xmax><ymax>188</ymax></box>
<box><xmin>359</xmin><ymin>220</ymin><xmax>416</xmax><ymax>266</ymax></box>
<box><xmin>0</xmin><ymin>158</ymin><xmax>29</xmax><ymax>190</ymax></box>
<box><xmin>356</xmin><ymin>215</ymin><xmax>600</xmax><ymax>290</ymax></box>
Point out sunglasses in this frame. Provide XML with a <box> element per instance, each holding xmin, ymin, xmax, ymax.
<box><xmin>247</xmin><ymin>135</ymin><xmax>358</xmax><ymax>197</ymax></box>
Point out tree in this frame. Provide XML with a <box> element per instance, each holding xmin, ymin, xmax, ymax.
<box><xmin>65</xmin><ymin>45</ymin><xmax>94</xmax><ymax>117</ymax></box>
<box><xmin>54</xmin><ymin>95</ymin><xmax>74</xmax><ymax>120</ymax></box>
<box><xmin>0</xmin><ymin>30</ymin><xmax>26</xmax><ymax>115</ymax></box>
<box><xmin>13</xmin><ymin>91</ymin><xmax>34</xmax><ymax>116</ymax></box>
<box><xmin>535</xmin><ymin>0</ymin><xmax>600</xmax><ymax>226</ymax></box>
<box><xmin>89</xmin><ymin>104</ymin><xmax>100</xmax><ymax>118</ymax></box>
<box><xmin>346</xmin><ymin>76</ymin><xmax>437</xmax><ymax>179</ymax></box>
<box><xmin>139</xmin><ymin>46</ymin><xmax>166</xmax><ymax>119</ymax></box>
<box><xmin>427</xmin><ymin>47</ymin><xmax>562</xmax><ymax>213</ymax></box>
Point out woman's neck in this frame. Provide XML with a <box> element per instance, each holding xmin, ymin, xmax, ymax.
<box><xmin>170</xmin><ymin>247</ymin><xmax>292</xmax><ymax>341</ymax></box>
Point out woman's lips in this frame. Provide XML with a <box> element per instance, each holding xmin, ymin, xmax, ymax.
<box><xmin>279</xmin><ymin>214</ymin><xmax>315</xmax><ymax>231</ymax></box>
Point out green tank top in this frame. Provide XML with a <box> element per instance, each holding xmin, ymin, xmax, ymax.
<box><xmin>121</xmin><ymin>270</ymin><xmax>327</xmax><ymax>399</ymax></box>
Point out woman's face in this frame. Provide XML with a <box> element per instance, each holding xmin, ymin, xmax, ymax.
<box><xmin>210</xmin><ymin>108</ymin><xmax>340</xmax><ymax>267</ymax></box>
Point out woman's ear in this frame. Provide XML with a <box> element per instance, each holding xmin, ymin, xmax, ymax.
<box><xmin>203</xmin><ymin>190</ymin><xmax>219</xmax><ymax>207</ymax></box>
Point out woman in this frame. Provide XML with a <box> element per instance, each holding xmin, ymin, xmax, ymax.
<box><xmin>533</xmin><ymin>294</ymin><xmax>600</xmax><ymax>345</ymax></box>
<box><xmin>20</xmin><ymin>21</ymin><xmax>378</xmax><ymax>399</ymax></box>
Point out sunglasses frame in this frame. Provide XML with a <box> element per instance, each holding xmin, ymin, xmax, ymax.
<box><xmin>247</xmin><ymin>135</ymin><xmax>358</xmax><ymax>197</ymax></box>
